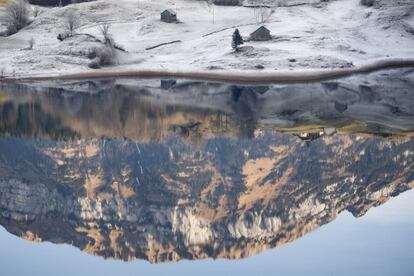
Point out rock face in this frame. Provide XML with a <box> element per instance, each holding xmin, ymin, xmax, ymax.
<box><xmin>0</xmin><ymin>132</ymin><xmax>413</xmax><ymax>263</ymax></box>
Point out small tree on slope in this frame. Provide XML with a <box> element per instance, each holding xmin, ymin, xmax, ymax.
<box><xmin>65</xmin><ymin>9</ymin><xmax>80</xmax><ymax>37</ymax></box>
<box><xmin>4</xmin><ymin>0</ymin><xmax>29</xmax><ymax>35</ymax></box>
<box><xmin>232</xmin><ymin>29</ymin><xmax>243</xmax><ymax>52</ymax></box>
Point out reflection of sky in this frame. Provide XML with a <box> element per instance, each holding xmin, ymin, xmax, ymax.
<box><xmin>1</xmin><ymin>190</ymin><xmax>413</xmax><ymax>276</ymax></box>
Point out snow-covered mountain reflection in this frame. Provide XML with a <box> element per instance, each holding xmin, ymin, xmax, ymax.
<box><xmin>0</xmin><ymin>70</ymin><xmax>413</xmax><ymax>262</ymax></box>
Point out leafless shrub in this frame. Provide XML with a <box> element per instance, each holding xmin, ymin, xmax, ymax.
<box><xmin>4</xmin><ymin>0</ymin><xmax>30</xmax><ymax>35</ymax></box>
<box><xmin>88</xmin><ymin>58</ymin><xmax>100</xmax><ymax>69</ymax></box>
<box><xmin>0</xmin><ymin>68</ymin><xmax>5</xmax><ymax>78</ymax></box>
<box><xmin>28</xmin><ymin>37</ymin><xmax>35</xmax><ymax>49</ymax></box>
<box><xmin>65</xmin><ymin>9</ymin><xmax>80</xmax><ymax>36</ymax></box>
<box><xmin>87</xmin><ymin>46</ymin><xmax>98</xmax><ymax>59</ymax></box>
<box><xmin>87</xmin><ymin>45</ymin><xmax>116</xmax><ymax>69</ymax></box>
<box><xmin>95</xmin><ymin>46</ymin><xmax>115</xmax><ymax>65</ymax></box>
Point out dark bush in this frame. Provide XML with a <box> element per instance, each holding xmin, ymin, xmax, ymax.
<box><xmin>27</xmin><ymin>0</ymin><xmax>92</xmax><ymax>7</ymax></box>
<box><xmin>57</xmin><ymin>32</ymin><xmax>71</xmax><ymax>41</ymax></box>
<box><xmin>87</xmin><ymin>47</ymin><xmax>98</xmax><ymax>59</ymax></box>
<box><xmin>213</xmin><ymin>0</ymin><xmax>240</xmax><ymax>6</ymax></box>
<box><xmin>87</xmin><ymin>45</ymin><xmax>116</xmax><ymax>69</ymax></box>
<box><xmin>88</xmin><ymin>58</ymin><xmax>100</xmax><ymax>69</ymax></box>
<box><xmin>360</xmin><ymin>0</ymin><xmax>375</xmax><ymax>7</ymax></box>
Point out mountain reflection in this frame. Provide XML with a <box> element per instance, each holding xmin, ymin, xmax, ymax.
<box><xmin>0</xmin><ymin>70</ymin><xmax>413</xmax><ymax>263</ymax></box>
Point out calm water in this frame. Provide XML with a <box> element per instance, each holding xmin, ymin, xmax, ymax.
<box><xmin>0</xmin><ymin>69</ymin><xmax>413</xmax><ymax>275</ymax></box>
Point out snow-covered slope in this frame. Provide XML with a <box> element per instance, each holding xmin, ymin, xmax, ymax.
<box><xmin>0</xmin><ymin>0</ymin><xmax>413</xmax><ymax>78</ymax></box>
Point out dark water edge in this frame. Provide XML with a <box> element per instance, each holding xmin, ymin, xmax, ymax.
<box><xmin>0</xmin><ymin>68</ymin><xmax>413</xmax><ymax>273</ymax></box>
<box><xmin>6</xmin><ymin>59</ymin><xmax>414</xmax><ymax>84</ymax></box>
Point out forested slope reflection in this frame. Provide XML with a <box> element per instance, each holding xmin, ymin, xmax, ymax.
<box><xmin>0</xmin><ymin>69</ymin><xmax>413</xmax><ymax>141</ymax></box>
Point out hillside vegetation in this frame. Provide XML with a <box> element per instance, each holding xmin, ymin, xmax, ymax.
<box><xmin>0</xmin><ymin>0</ymin><xmax>413</xmax><ymax>77</ymax></box>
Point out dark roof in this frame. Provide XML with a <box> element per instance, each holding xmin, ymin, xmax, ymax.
<box><xmin>162</xmin><ymin>9</ymin><xmax>176</xmax><ymax>16</ymax></box>
<box><xmin>251</xmin><ymin>26</ymin><xmax>270</xmax><ymax>36</ymax></box>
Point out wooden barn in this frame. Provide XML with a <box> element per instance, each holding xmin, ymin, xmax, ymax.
<box><xmin>250</xmin><ymin>26</ymin><xmax>271</xmax><ymax>41</ymax></box>
<box><xmin>161</xmin><ymin>9</ymin><xmax>177</xmax><ymax>23</ymax></box>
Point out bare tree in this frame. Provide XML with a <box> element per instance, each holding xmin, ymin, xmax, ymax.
<box><xmin>205</xmin><ymin>0</ymin><xmax>215</xmax><ymax>24</ymax></box>
<box><xmin>87</xmin><ymin>23</ymin><xmax>117</xmax><ymax>69</ymax></box>
<box><xmin>28</xmin><ymin>37</ymin><xmax>35</xmax><ymax>49</ymax></box>
<box><xmin>99</xmin><ymin>23</ymin><xmax>113</xmax><ymax>45</ymax></box>
<box><xmin>33</xmin><ymin>7</ymin><xmax>40</xmax><ymax>18</ymax></box>
<box><xmin>254</xmin><ymin>6</ymin><xmax>273</xmax><ymax>24</ymax></box>
<box><xmin>4</xmin><ymin>0</ymin><xmax>30</xmax><ymax>35</ymax></box>
<box><xmin>64</xmin><ymin>9</ymin><xmax>80</xmax><ymax>36</ymax></box>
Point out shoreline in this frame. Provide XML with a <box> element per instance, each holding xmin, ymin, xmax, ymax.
<box><xmin>2</xmin><ymin>58</ymin><xmax>414</xmax><ymax>84</ymax></box>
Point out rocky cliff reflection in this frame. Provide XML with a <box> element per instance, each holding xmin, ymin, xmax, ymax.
<box><xmin>0</xmin><ymin>69</ymin><xmax>413</xmax><ymax>263</ymax></box>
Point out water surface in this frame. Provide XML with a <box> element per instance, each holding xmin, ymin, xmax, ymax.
<box><xmin>0</xmin><ymin>69</ymin><xmax>413</xmax><ymax>275</ymax></box>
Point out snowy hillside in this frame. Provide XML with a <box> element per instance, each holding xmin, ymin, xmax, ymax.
<box><xmin>0</xmin><ymin>0</ymin><xmax>413</xmax><ymax>78</ymax></box>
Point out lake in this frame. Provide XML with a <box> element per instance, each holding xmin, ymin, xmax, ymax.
<box><xmin>0</xmin><ymin>68</ymin><xmax>413</xmax><ymax>275</ymax></box>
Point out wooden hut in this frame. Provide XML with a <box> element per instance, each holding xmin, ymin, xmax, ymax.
<box><xmin>250</xmin><ymin>26</ymin><xmax>271</xmax><ymax>41</ymax></box>
<box><xmin>161</xmin><ymin>9</ymin><xmax>177</xmax><ymax>23</ymax></box>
